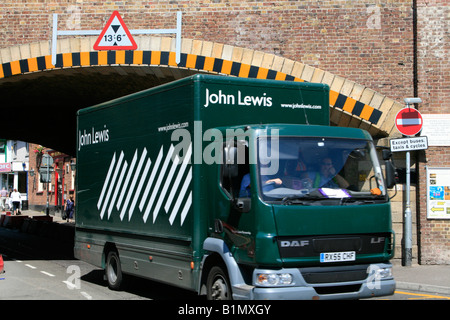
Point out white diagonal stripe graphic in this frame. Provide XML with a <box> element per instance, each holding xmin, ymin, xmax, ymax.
<box><xmin>164</xmin><ymin>144</ymin><xmax>192</xmax><ymax>213</ymax></box>
<box><xmin>180</xmin><ymin>191</ymin><xmax>192</xmax><ymax>226</ymax></box>
<box><xmin>117</xmin><ymin>150</ymin><xmax>138</xmax><ymax>218</ymax></box>
<box><xmin>169</xmin><ymin>168</ymin><xmax>192</xmax><ymax>225</ymax></box>
<box><xmin>120</xmin><ymin>148</ymin><xmax>147</xmax><ymax>221</ymax></box>
<box><xmin>97</xmin><ymin>145</ymin><xmax>193</xmax><ymax>225</ymax></box>
<box><xmin>128</xmin><ymin>158</ymin><xmax>151</xmax><ymax>220</ymax></box>
<box><xmin>108</xmin><ymin>155</ymin><xmax>128</xmax><ymax>218</ymax></box>
<box><xmin>139</xmin><ymin>146</ymin><xmax>164</xmax><ymax>211</ymax></box>
<box><xmin>97</xmin><ymin>152</ymin><xmax>116</xmax><ymax>211</ymax></box>
<box><xmin>100</xmin><ymin>151</ymin><xmax>124</xmax><ymax>219</ymax></box>
<box><xmin>143</xmin><ymin>144</ymin><xmax>175</xmax><ymax>223</ymax></box>
<box><xmin>153</xmin><ymin>154</ymin><xmax>180</xmax><ymax>219</ymax></box>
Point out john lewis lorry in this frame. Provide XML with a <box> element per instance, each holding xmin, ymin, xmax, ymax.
<box><xmin>75</xmin><ymin>74</ymin><xmax>396</xmax><ymax>300</ymax></box>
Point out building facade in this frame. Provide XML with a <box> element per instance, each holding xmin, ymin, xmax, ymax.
<box><xmin>0</xmin><ymin>139</ymin><xmax>29</xmax><ymax>210</ymax></box>
<box><xmin>28</xmin><ymin>143</ymin><xmax>76</xmax><ymax>215</ymax></box>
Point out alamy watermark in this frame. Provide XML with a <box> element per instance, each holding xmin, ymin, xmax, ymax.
<box><xmin>169</xmin><ymin>121</ymin><xmax>279</xmax><ymax>175</ymax></box>
<box><xmin>366</xmin><ymin>5</ymin><xmax>381</xmax><ymax>30</ymax></box>
<box><xmin>65</xmin><ymin>5</ymin><xmax>82</xmax><ymax>30</ymax></box>
<box><xmin>65</xmin><ymin>265</ymin><xmax>81</xmax><ymax>290</ymax></box>
<box><xmin>366</xmin><ymin>265</ymin><xmax>389</xmax><ymax>290</ymax></box>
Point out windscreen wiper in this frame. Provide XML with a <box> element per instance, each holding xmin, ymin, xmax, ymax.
<box><xmin>339</xmin><ymin>196</ymin><xmax>383</xmax><ymax>205</ymax></box>
<box><xmin>281</xmin><ymin>195</ymin><xmax>305</xmax><ymax>205</ymax></box>
<box><xmin>281</xmin><ymin>194</ymin><xmax>323</xmax><ymax>205</ymax></box>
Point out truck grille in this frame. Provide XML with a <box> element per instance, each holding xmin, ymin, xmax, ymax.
<box><xmin>277</xmin><ymin>233</ymin><xmax>391</xmax><ymax>259</ymax></box>
<box><xmin>314</xmin><ymin>284</ymin><xmax>362</xmax><ymax>295</ymax></box>
<box><xmin>301</xmin><ymin>266</ymin><xmax>369</xmax><ymax>284</ymax></box>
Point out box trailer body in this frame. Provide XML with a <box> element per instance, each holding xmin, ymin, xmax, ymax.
<box><xmin>75</xmin><ymin>75</ymin><xmax>395</xmax><ymax>300</ymax></box>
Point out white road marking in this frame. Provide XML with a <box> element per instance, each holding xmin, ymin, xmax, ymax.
<box><xmin>81</xmin><ymin>291</ymin><xmax>93</xmax><ymax>300</ymax></box>
<box><xmin>63</xmin><ymin>280</ymin><xmax>78</xmax><ymax>289</ymax></box>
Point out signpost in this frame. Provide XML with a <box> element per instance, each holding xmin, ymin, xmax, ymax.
<box><xmin>51</xmin><ymin>11</ymin><xmax>182</xmax><ymax>65</ymax></box>
<box><xmin>391</xmin><ymin>98</ymin><xmax>426</xmax><ymax>266</ymax></box>
<box><xmin>395</xmin><ymin>107</ymin><xmax>423</xmax><ymax>136</ymax></box>
<box><xmin>390</xmin><ymin>136</ymin><xmax>428</xmax><ymax>152</ymax></box>
<box><xmin>93</xmin><ymin>11</ymin><xmax>137</xmax><ymax>50</ymax></box>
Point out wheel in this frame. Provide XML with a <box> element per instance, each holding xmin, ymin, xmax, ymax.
<box><xmin>206</xmin><ymin>266</ymin><xmax>232</xmax><ymax>300</ymax></box>
<box><xmin>105</xmin><ymin>250</ymin><xmax>123</xmax><ymax>290</ymax></box>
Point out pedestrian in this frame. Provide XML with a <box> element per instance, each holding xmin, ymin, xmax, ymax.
<box><xmin>0</xmin><ymin>187</ymin><xmax>7</xmax><ymax>211</ymax></box>
<box><xmin>64</xmin><ymin>196</ymin><xmax>75</xmax><ymax>222</ymax></box>
<box><xmin>10</xmin><ymin>189</ymin><xmax>21</xmax><ymax>215</ymax></box>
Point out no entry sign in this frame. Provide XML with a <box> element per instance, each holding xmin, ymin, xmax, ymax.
<box><xmin>395</xmin><ymin>107</ymin><xmax>423</xmax><ymax>136</ymax></box>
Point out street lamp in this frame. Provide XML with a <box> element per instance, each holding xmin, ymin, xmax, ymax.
<box><xmin>70</xmin><ymin>160</ymin><xmax>76</xmax><ymax>171</ymax></box>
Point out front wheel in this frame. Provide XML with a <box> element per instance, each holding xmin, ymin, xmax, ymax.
<box><xmin>105</xmin><ymin>250</ymin><xmax>123</xmax><ymax>290</ymax></box>
<box><xmin>206</xmin><ymin>266</ymin><xmax>232</xmax><ymax>300</ymax></box>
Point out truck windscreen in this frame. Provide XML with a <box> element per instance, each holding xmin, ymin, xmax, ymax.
<box><xmin>257</xmin><ymin>137</ymin><xmax>387</xmax><ymax>203</ymax></box>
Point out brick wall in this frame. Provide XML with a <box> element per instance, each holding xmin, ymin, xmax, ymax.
<box><xmin>0</xmin><ymin>0</ymin><xmax>414</xmax><ymax>103</ymax></box>
<box><xmin>416</xmin><ymin>0</ymin><xmax>450</xmax><ymax>264</ymax></box>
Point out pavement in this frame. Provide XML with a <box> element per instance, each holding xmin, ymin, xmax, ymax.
<box><xmin>1</xmin><ymin>209</ymin><xmax>450</xmax><ymax>296</ymax></box>
<box><xmin>392</xmin><ymin>261</ymin><xmax>450</xmax><ymax>296</ymax></box>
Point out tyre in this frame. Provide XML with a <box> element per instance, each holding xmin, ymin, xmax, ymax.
<box><xmin>206</xmin><ymin>265</ymin><xmax>232</xmax><ymax>300</ymax></box>
<box><xmin>105</xmin><ymin>250</ymin><xmax>123</xmax><ymax>290</ymax></box>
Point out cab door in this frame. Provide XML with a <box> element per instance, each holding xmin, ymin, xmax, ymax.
<box><xmin>214</xmin><ymin>139</ymin><xmax>256</xmax><ymax>264</ymax></box>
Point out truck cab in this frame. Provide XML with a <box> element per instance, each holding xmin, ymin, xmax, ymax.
<box><xmin>204</xmin><ymin>124</ymin><xmax>395</xmax><ymax>299</ymax></box>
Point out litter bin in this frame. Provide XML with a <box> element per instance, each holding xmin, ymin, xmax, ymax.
<box><xmin>21</xmin><ymin>200</ymin><xmax>28</xmax><ymax>211</ymax></box>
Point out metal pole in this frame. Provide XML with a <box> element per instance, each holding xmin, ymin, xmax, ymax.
<box><xmin>176</xmin><ymin>11</ymin><xmax>182</xmax><ymax>64</ymax></box>
<box><xmin>401</xmin><ymin>97</ymin><xmax>421</xmax><ymax>267</ymax></box>
<box><xmin>404</xmin><ymin>150</ymin><xmax>412</xmax><ymax>266</ymax></box>
<box><xmin>52</xmin><ymin>14</ymin><xmax>58</xmax><ymax>66</ymax></box>
<box><xmin>46</xmin><ymin>164</ymin><xmax>50</xmax><ymax>216</ymax></box>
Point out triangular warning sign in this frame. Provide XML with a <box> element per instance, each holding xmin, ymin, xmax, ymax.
<box><xmin>94</xmin><ymin>11</ymin><xmax>137</xmax><ymax>50</ymax></box>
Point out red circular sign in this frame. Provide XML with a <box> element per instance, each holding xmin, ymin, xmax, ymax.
<box><xmin>395</xmin><ymin>108</ymin><xmax>423</xmax><ymax>136</ymax></box>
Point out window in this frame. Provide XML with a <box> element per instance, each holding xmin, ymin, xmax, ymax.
<box><xmin>220</xmin><ymin>140</ymin><xmax>250</xmax><ymax>199</ymax></box>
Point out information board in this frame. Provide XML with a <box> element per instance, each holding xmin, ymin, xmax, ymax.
<box><xmin>426</xmin><ymin>167</ymin><xmax>450</xmax><ymax>219</ymax></box>
<box><xmin>421</xmin><ymin>114</ymin><xmax>450</xmax><ymax>146</ymax></box>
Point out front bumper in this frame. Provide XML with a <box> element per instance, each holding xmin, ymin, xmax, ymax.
<box><xmin>234</xmin><ymin>263</ymin><xmax>396</xmax><ymax>300</ymax></box>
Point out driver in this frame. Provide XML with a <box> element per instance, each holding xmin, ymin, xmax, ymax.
<box><xmin>239</xmin><ymin>173</ymin><xmax>283</xmax><ymax>197</ymax></box>
<box><xmin>311</xmin><ymin>157</ymin><xmax>349</xmax><ymax>189</ymax></box>
<box><xmin>260</xmin><ymin>158</ymin><xmax>310</xmax><ymax>192</ymax></box>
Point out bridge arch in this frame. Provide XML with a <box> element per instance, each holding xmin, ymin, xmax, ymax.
<box><xmin>0</xmin><ymin>36</ymin><xmax>403</xmax><ymax>154</ymax></box>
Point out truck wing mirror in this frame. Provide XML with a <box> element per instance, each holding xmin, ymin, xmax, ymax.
<box><xmin>378</xmin><ymin>148</ymin><xmax>397</xmax><ymax>189</ymax></box>
<box><xmin>382</xmin><ymin>149</ymin><xmax>392</xmax><ymax>161</ymax></box>
<box><xmin>384</xmin><ymin>160</ymin><xmax>397</xmax><ymax>189</ymax></box>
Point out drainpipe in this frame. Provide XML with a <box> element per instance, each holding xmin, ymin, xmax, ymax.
<box><xmin>413</xmin><ymin>0</ymin><xmax>418</xmax><ymax>98</ymax></box>
<box><xmin>412</xmin><ymin>0</ymin><xmax>421</xmax><ymax>265</ymax></box>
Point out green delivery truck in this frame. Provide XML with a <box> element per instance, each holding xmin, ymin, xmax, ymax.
<box><xmin>75</xmin><ymin>74</ymin><xmax>396</xmax><ymax>300</ymax></box>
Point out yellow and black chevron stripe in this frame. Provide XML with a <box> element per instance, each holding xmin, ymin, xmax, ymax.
<box><xmin>0</xmin><ymin>50</ymin><xmax>381</xmax><ymax>125</ymax></box>
<box><xmin>329</xmin><ymin>89</ymin><xmax>382</xmax><ymax>125</ymax></box>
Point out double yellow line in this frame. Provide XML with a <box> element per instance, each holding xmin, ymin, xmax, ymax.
<box><xmin>395</xmin><ymin>290</ymin><xmax>450</xmax><ymax>300</ymax></box>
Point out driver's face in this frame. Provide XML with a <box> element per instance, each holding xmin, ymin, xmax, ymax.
<box><xmin>320</xmin><ymin>159</ymin><xmax>333</xmax><ymax>176</ymax></box>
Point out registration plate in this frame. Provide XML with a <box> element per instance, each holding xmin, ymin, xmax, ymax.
<box><xmin>320</xmin><ymin>251</ymin><xmax>355</xmax><ymax>263</ymax></box>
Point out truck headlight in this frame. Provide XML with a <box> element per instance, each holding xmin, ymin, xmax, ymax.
<box><xmin>376</xmin><ymin>267</ymin><xmax>393</xmax><ymax>279</ymax></box>
<box><xmin>256</xmin><ymin>273</ymin><xmax>293</xmax><ymax>286</ymax></box>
